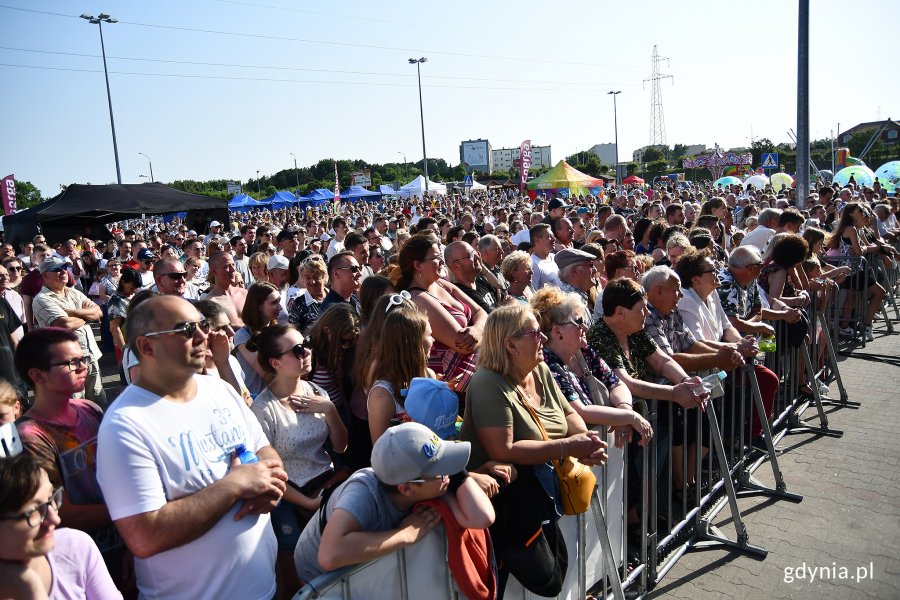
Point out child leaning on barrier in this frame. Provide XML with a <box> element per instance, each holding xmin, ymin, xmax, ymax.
<box><xmin>293</xmin><ymin>422</ymin><xmax>495</xmax><ymax>585</ymax></box>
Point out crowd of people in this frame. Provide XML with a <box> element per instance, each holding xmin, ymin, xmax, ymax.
<box><xmin>1</xmin><ymin>175</ymin><xmax>898</xmax><ymax>599</ymax></box>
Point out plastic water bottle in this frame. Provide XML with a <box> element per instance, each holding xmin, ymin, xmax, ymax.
<box><xmin>759</xmin><ymin>335</ymin><xmax>777</xmax><ymax>353</ymax></box>
<box><xmin>234</xmin><ymin>444</ymin><xmax>259</xmax><ymax>464</ymax></box>
<box><xmin>695</xmin><ymin>371</ymin><xmax>727</xmax><ymax>399</ymax></box>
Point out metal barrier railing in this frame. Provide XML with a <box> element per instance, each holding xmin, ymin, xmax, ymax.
<box><xmin>293</xmin><ymin>278</ymin><xmax>900</xmax><ymax>600</ymax></box>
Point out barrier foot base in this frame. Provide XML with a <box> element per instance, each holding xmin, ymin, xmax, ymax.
<box><xmin>784</xmin><ymin>418</ymin><xmax>843</xmax><ymax>438</ymax></box>
<box><xmin>692</xmin><ymin>523</ymin><xmax>768</xmax><ymax>558</ymax></box>
<box><xmin>736</xmin><ymin>475</ymin><xmax>803</xmax><ymax>503</ymax></box>
<box><xmin>819</xmin><ymin>397</ymin><xmax>860</xmax><ymax>409</ymax></box>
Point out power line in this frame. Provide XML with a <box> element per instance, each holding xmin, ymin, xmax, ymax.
<box><xmin>0</xmin><ymin>62</ymin><xmax>630</xmax><ymax>93</ymax></box>
<box><xmin>0</xmin><ymin>45</ymin><xmax>641</xmax><ymax>88</ymax></box>
<box><xmin>0</xmin><ymin>3</ymin><xmax>643</xmax><ymax>69</ymax></box>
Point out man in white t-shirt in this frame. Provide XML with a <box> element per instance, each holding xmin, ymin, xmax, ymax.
<box><xmin>740</xmin><ymin>207</ymin><xmax>781</xmax><ymax>251</ymax></box>
<box><xmin>529</xmin><ymin>223</ymin><xmax>561</xmax><ymax>291</ymax></box>
<box><xmin>97</xmin><ymin>295</ymin><xmax>288</xmax><ymax>600</ymax></box>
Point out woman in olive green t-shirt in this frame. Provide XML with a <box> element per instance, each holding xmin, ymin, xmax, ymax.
<box><xmin>460</xmin><ymin>304</ymin><xmax>607</xmax><ymax>472</ymax></box>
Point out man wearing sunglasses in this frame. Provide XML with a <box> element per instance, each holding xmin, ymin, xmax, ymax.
<box><xmin>152</xmin><ymin>258</ymin><xmax>195</xmax><ymax>299</ymax></box>
<box><xmin>321</xmin><ymin>252</ymin><xmax>362</xmax><ymax>315</ymax></box>
<box><xmin>97</xmin><ymin>295</ymin><xmax>287</xmax><ymax>600</ymax></box>
<box><xmin>31</xmin><ymin>256</ymin><xmax>105</xmax><ymax>405</ymax></box>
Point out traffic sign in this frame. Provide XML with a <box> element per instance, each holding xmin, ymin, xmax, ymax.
<box><xmin>463</xmin><ymin>175</ymin><xmax>473</xmax><ymax>188</ymax></box>
<box><xmin>761</xmin><ymin>153</ymin><xmax>778</xmax><ymax>169</ymax></box>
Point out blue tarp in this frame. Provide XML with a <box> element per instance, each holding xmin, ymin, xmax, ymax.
<box><xmin>263</xmin><ymin>191</ymin><xmax>299</xmax><ymax>209</ymax></box>
<box><xmin>228</xmin><ymin>194</ymin><xmax>269</xmax><ymax>212</ymax></box>
<box><xmin>299</xmin><ymin>189</ymin><xmax>334</xmax><ymax>206</ymax></box>
<box><xmin>340</xmin><ymin>185</ymin><xmax>382</xmax><ymax>203</ymax></box>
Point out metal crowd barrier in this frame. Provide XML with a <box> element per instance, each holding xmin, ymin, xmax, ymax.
<box><xmin>294</xmin><ymin>281</ymin><xmax>900</xmax><ymax>599</ymax></box>
<box><xmin>294</xmin><ymin>428</ymin><xmax>628</xmax><ymax>600</ymax></box>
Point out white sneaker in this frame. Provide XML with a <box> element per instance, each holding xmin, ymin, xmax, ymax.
<box><xmin>816</xmin><ymin>379</ymin><xmax>830</xmax><ymax>395</ymax></box>
<box><xmin>839</xmin><ymin>327</ymin><xmax>855</xmax><ymax>337</ymax></box>
<box><xmin>866</xmin><ymin>327</ymin><xmax>874</xmax><ymax>342</ymax></box>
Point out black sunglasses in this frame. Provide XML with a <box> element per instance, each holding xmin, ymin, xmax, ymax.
<box><xmin>336</xmin><ymin>265</ymin><xmax>362</xmax><ymax>275</ymax></box>
<box><xmin>163</xmin><ymin>272</ymin><xmax>188</xmax><ymax>280</ymax></box>
<box><xmin>280</xmin><ymin>337</ymin><xmax>312</xmax><ymax>359</ymax></box>
<box><xmin>144</xmin><ymin>319</ymin><xmax>212</xmax><ymax>339</ymax></box>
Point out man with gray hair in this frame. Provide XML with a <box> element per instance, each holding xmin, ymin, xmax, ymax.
<box><xmin>556</xmin><ymin>248</ymin><xmax>598</xmax><ymax>325</ymax></box>
<box><xmin>740</xmin><ymin>207</ymin><xmax>781</xmax><ymax>251</ymax></box>
<box><xmin>717</xmin><ymin>245</ymin><xmax>802</xmax><ymax>335</ymax></box>
<box><xmin>477</xmin><ymin>234</ymin><xmax>506</xmax><ymax>294</ymax></box>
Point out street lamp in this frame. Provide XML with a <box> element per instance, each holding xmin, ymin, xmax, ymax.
<box><xmin>408</xmin><ymin>57</ymin><xmax>428</xmax><ymax>193</ymax></box>
<box><xmin>398</xmin><ymin>151</ymin><xmax>408</xmax><ymax>180</ymax></box>
<box><xmin>80</xmin><ymin>13</ymin><xmax>122</xmax><ymax>185</ymax></box>
<box><xmin>256</xmin><ymin>170</ymin><xmax>261</xmax><ymax>194</ymax></box>
<box><xmin>290</xmin><ymin>152</ymin><xmax>300</xmax><ymax>191</ymax></box>
<box><xmin>138</xmin><ymin>152</ymin><xmax>154</xmax><ymax>183</ymax></box>
<box><xmin>608</xmin><ymin>91</ymin><xmax>621</xmax><ymax>191</ymax></box>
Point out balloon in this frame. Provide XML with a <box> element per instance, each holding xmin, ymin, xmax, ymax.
<box><xmin>818</xmin><ymin>170</ymin><xmax>834</xmax><ymax>183</ymax></box>
<box><xmin>714</xmin><ymin>176</ymin><xmax>742</xmax><ymax>188</ymax></box>
<box><xmin>874</xmin><ymin>161</ymin><xmax>900</xmax><ymax>193</ymax></box>
<box><xmin>744</xmin><ymin>174</ymin><xmax>770</xmax><ymax>190</ymax></box>
<box><xmin>770</xmin><ymin>172</ymin><xmax>794</xmax><ymax>192</ymax></box>
<box><xmin>833</xmin><ymin>165</ymin><xmax>875</xmax><ymax>188</ymax></box>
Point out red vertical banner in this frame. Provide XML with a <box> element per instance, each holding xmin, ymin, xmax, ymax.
<box><xmin>333</xmin><ymin>161</ymin><xmax>341</xmax><ymax>214</ymax></box>
<box><xmin>519</xmin><ymin>140</ymin><xmax>532</xmax><ymax>193</ymax></box>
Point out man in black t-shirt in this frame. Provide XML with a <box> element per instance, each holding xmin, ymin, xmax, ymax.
<box><xmin>444</xmin><ymin>241</ymin><xmax>498</xmax><ymax>314</ymax></box>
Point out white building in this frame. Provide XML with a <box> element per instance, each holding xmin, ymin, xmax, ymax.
<box><xmin>589</xmin><ymin>143</ymin><xmax>618</xmax><ymax>165</ymax></box>
<box><xmin>491</xmin><ymin>145</ymin><xmax>552</xmax><ymax>173</ymax></box>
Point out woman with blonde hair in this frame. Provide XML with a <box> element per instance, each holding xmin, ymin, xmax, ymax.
<box><xmin>500</xmin><ymin>250</ymin><xmax>534</xmax><ymax>304</ymax></box>
<box><xmin>248</xmin><ymin>251</ymin><xmax>270</xmax><ymax>285</ymax></box>
<box><xmin>288</xmin><ymin>256</ymin><xmax>328</xmax><ymax>333</ymax></box>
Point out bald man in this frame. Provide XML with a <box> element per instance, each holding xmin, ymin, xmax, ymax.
<box><xmin>201</xmin><ymin>252</ymin><xmax>247</xmax><ymax>327</ymax></box>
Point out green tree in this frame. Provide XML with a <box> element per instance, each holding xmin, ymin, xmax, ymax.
<box><xmin>750</xmin><ymin>138</ymin><xmax>777</xmax><ymax>167</ymax></box>
<box><xmin>641</xmin><ymin>146</ymin><xmax>664</xmax><ymax>163</ymax></box>
<box><xmin>626</xmin><ymin>163</ymin><xmax>638</xmax><ymax>176</ymax></box>
<box><xmin>14</xmin><ymin>180</ymin><xmax>44</xmax><ymax>209</ymax></box>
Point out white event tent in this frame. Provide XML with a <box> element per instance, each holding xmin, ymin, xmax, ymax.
<box><xmin>398</xmin><ymin>175</ymin><xmax>447</xmax><ymax>198</ymax></box>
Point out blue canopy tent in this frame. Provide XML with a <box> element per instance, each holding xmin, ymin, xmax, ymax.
<box><xmin>228</xmin><ymin>194</ymin><xmax>268</xmax><ymax>212</ymax></box>
<box><xmin>264</xmin><ymin>191</ymin><xmax>298</xmax><ymax>209</ymax></box>
<box><xmin>340</xmin><ymin>185</ymin><xmax>382</xmax><ymax>203</ymax></box>
<box><xmin>300</xmin><ymin>189</ymin><xmax>334</xmax><ymax>206</ymax></box>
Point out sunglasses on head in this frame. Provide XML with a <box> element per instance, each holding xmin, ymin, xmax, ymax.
<box><xmin>385</xmin><ymin>290</ymin><xmax>412</xmax><ymax>313</ymax></box>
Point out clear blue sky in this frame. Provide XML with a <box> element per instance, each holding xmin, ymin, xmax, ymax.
<box><xmin>1</xmin><ymin>0</ymin><xmax>895</xmax><ymax>197</ymax></box>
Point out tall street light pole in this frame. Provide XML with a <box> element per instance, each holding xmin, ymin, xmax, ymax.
<box><xmin>409</xmin><ymin>57</ymin><xmax>428</xmax><ymax>193</ymax></box>
<box><xmin>256</xmin><ymin>170</ymin><xmax>261</xmax><ymax>194</ymax></box>
<box><xmin>796</xmin><ymin>0</ymin><xmax>810</xmax><ymax>209</ymax></box>
<box><xmin>398</xmin><ymin>151</ymin><xmax>407</xmax><ymax>180</ymax></box>
<box><xmin>138</xmin><ymin>152</ymin><xmax>153</xmax><ymax>182</ymax></box>
<box><xmin>608</xmin><ymin>91</ymin><xmax>621</xmax><ymax>192</ymax></box>
<box><xmin>290</xmin><ymin>152</ymin><xmax>300</xmax><ymax>191</ymax></box>
<box><xmin>80</xmin><ymin>13</ymin><xmax>122</xmax><ymax>184</ymax></box>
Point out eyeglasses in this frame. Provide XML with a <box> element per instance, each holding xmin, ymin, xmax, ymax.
<box><xmin>163</xmin><ymin>272</ymin><xmax>188</xmax><ymax>280</ymax></box>
<box><xmin>279</xmin><ymin>338</ymin><xmax>312</xmax><ymax>360</ymax></box>
<box><xmin>0</xmin><ymin>488</ymin><xmax>63</xmax><ymax>527</ymax></box>
<box><xmin>563</xmin><ymin>316</ymin><xmax>587</xmax><ymax>330</ymax></box>
<box><xmin>513</xmin><ymin>328</ymin><xmax>543</xmax><ymax>341</ymax></box>
<box><xmin>385</xmin><ymin>290</ymin><xmax>412</xmax><ymax>313</ymax></box>
<box><xmin>143</xmin><ymin>319</ymin><xmax>211</xmax><ymax>339</ymax></box>
<box><xmin>48</xmin><ymin>356</ymin><xmax>90</xmax><ymax>372</ymax></box>
<box><xmin>452</xmin><ymin>250</ymin><xmax>477</xmax><ymax>265</ymax></box>
<box><xmin>336</xmin><ymin>265</ymin><xmax>362</xmax><ymax>275</ymax></box>
<box><xmin>700</xmin><ymin>268</ymin><xmax>718</xmax><ymax>275</ymax></box>
<box><xmin>6</xmin><ymin>266</ymin><xmax>22</xmax><ymax>272</ymax></box>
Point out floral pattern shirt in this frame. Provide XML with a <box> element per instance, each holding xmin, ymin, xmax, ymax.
<box><xmin>542</xmin><ymin>346</ymin><xmax>620</xmax><ymax>407</ymax></box>
<box><xmin>644</xmin><ymin>302</ymin><xmax>695</xmax><ymax>356</ymax></box>
<box><xmin>586</xmin><ymin>319</ymin><xmax>658</xmax><ymax>381</ymax></box>
<box><xmin>716</xmin><ymin>267</ymin><xmax>760</xmax><ymax>319</ymax></box>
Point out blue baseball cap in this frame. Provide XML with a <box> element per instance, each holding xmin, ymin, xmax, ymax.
<box><xmin>403</xmin><ymin>378</ymin><xmax>459</xmax><ymax>439</ymax></box>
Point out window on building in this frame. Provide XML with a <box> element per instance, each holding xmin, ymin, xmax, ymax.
<box><xmin>887</xmin><ymin>130</ymin><xmax>898</xmax><ymax>140</ymax></box>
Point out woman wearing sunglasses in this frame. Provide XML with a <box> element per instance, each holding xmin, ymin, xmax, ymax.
<box><xmin>363</xmin><ymin>296</ymin><xmax>434</xmax><ymax>443</ymax></box>
<box><xmin>249</xmin><ymin>324</ymin><xmax>347</xmax><ymax>600</ymax></box>
<box><xmin>0</xmin><ymin>453</ymin><xmax>121</xmax><ymax>599</ymax></box>
<box><xmin>530</xmin><ymin>287</ymin><xmax>652</xmax><ymax>445</ymax></box>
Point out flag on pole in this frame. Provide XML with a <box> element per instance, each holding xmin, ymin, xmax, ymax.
<box><xmin>519</xmin><ymin>140</ymin><xmax>532</xmax><ymax>193</ymax></box>
<box><xmin>333</xmin><ymin>161</ymin><xmax>341</xmax><ymax>214</ymax></box>
<box><xmin>1</xmin><ymin>175</ymin><xmax>17</xmax><ymax>216</ymax></box>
